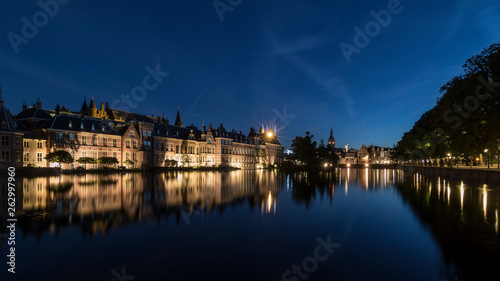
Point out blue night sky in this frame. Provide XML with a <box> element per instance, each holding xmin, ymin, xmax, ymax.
<box><xmin>1</xmin><ymin>0</ymin><xmax>499</xmax><ymax>149</ymax></box>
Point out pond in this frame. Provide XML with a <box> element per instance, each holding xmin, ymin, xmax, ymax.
<box><xmin>0</xmin><ymin>169</ymin><xmax>498</xmax><ymax>281</ymax></box>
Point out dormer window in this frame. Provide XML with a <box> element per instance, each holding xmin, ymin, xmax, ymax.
<box><xmin>80</xmin><ymin>122</ymin><xmax>84</xmax><ymax>129</ymax></box>
<box><xmin>91</xmin><ymin>123</ymin><xmax>95</xmax><ymax>130</ymax></box>
<box><xmin>102</xmin><ymin>125</ymin><xmax>105</xmax><ymax>132</ymax></box>
<box><xmin>68</xmin><ymin>121</ymin><xmax>72</xmax><ymax>128</ymax></box>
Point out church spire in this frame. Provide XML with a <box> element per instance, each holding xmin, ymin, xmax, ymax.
<box><xmin>328</xmin><ymin>127</ymin><xmax>335</xmax><ymax>148</ymax></box>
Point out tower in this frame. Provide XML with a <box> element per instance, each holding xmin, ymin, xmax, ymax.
<box><xmin>175</xmin><ymin>107</ymin><xmax>183</xmax><ymax>127</ymax></box>
<box><xmin>328</xmin><ymin>128</ymin><xmax>336</xmax><ymax>148</ymax></box>
<box><xmin>80</xmin><ymin>96</ymin><xmax>88</xmax><ymax>114</ymax></box>
<box><xmin>88</xmin><ymin>97</ymin><xmax>97</xmax><ymax>117</ymax></box>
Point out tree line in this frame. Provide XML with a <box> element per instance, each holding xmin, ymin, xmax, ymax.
<box><xmin>393</xmin><ymin>43</ymin><xmax>500</xmax><ymax>165</ymax></box>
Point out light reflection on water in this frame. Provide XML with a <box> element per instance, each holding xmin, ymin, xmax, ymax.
<box><xmin>0</xmin><ymin>169</ymin><xmax>499</xmax><ymax>281</ymax></box>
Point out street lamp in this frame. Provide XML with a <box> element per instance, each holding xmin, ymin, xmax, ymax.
<box><xmin>484</xmin><ymin>149</ymin><xmax>490</xmax><ymax>169</ymax></box>
<box><xmin>267</xmin><ymin>132</ymin><xmax>273</xmax><ymax>138</ymax></box>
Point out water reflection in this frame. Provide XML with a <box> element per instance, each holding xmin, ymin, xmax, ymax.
<box><xmin>1</xmin><ymin>169</ymin><xmax>499</xmax><ymax>281</ymax></box>
<box><xmin>395</xmin><ymin>172</ymin><xmax>500</xmax><ymax>281</ymax></box>
<box><xmin>12</xmin><ymin>171</ymin><xmax>284</xmax><ymax>239</ymax></box>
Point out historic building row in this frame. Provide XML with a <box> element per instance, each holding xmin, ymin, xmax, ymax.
<box><xmin>0</xmin><ymin>88</ymin><xmax>284</xmax><ymax>169</ymax></box>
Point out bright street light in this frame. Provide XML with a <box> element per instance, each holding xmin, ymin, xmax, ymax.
<box><xmin>267</xmin><ymin>132</ymin><xmax>273</xmax><ymax>138</ymax></box>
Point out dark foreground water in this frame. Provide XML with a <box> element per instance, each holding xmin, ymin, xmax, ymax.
<box><xmin>0</xmin><ymin>169</ymin><xmax>499</xmax><ymax>281</ymax></box>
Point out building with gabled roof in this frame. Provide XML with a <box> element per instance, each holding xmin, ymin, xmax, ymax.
<box><xmin>2</xmin><ymin>93</ymin><xmax>284</xmax><ymax>169</ymax></box>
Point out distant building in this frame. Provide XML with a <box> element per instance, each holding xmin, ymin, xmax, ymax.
<box><xmin>0</xmin><ymin>91</ymin><xmax>284</xmax><ymax>169</ymax></box>
<box><xmin>357</xmin><ymin>144</ymin><xmax>393</xmax><ymax>164</ymax></box>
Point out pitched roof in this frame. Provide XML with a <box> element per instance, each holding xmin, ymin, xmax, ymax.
<box><xmin>0</xmin><ymin>88</ymin><xmax>18</xmax><ymax>132</ymax></box>
<box><xmin>36</xmin><ymin>114</ymin><xmax>119</xmax><ymax>135</ymax></box>
<box><xmin>174</xmin><ymin>108</ymin><xmax>182</xmax><ymax>127</ymax></box>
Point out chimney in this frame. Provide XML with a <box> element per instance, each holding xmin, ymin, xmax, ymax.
<box><xmin>22</xmin><ymin>101</ymin><xmax>27</xmax><ymax>111</ymax></box>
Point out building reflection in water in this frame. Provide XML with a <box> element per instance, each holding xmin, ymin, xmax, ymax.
<box><xmin>15</xmin><ymin>170</ymin><xmax>284</xmax><ymax>239</ymax></box>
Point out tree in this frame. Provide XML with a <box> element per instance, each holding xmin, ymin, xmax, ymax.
<box><xmin>44</xmin><ymin>151</ymin><xmax>73</xmax><ymax>167</ymax></box>
<box><xmin>181</xmin><ymin>155</ymin><xmax>190</xmax><ymax>167</ymax></box>
<box><xmin>291</xmin><ymin>132</ymin><xmax>317</xmax><ymax>166</ymax></box>
<box><xmin>394</xmin><ymin>43</ymin><xmax>500</xmax><ymax>164</ymax></box>
<box><xmin>97</xmin><ymin>157</ymin><xmax>119</xmax><ymax>168</ymax></box>
<box><xmin>123</xmin><ymin>160</ymin><xmax>134</xmax><ymax>168</ymax></box>
<box><xmin>76</xmin><ymin>157</ymin><xmax>96</xmax><ymax>165</ymax></box>
<box><xmin>164</xmin><ymin>159</ymin><xmax>177</xmax><ymax>167</ymax></box>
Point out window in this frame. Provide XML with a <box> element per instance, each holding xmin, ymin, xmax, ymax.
<box><xmin>82</xmin><ymin>136</ymin><xmax>87</xmax><ymax>145</ymax></box>
<box><xmin>69</xmin><ymin>121</ymin><xmax>72</xmax><ymax>128</ymax></box>
<box><xmin>103</xmin><ymin>151</ymin><xmax>108</xmax><ymax>157</ymax></box>
<box><xmin>176</xmin><ymin>145</ymin><xmax>179</xmax><ymax>153</ymax></box>
<box><xmin>133</xmin><ymin>140</ymin><xmax>138</xmax><ymax>148</ymax></box>
<box><xmin>132</xmin><ymin>152</ymin><xmax>137</xmax><ymax>161</ymax></box>
<box><xmin>1</xmin><ymin>151</ymin><xmax>10</xmax><ymax>162</ymax></box>
<box><xmin>16</xmin><ymin>151</ymin><xmax>21</xmax><ymax>162</ymax></box>
<box><xmin>80</xmin><ymin>122</ymin><xmax>84</xmax><ymax>129</ymax></box>
<box><xmin>102</xmin><ymin>126</ymin><xmax>105</xmax><ymax>132</ymax></box>
<box><xmin>56</xmin><ymin>133</ymin><xmax>63</xmax><ymax>144</ymax></box>
<box><xmin>147</xmin><ymin>131</ymin><xmax>151</xmax><ymax>137</ymax></box>
<box><xmin>126</xmin><ymin>139</ymin><xmax>131</xmax><ymax>148</ymax></box>
<box><xmin>16</xmin><ymin>137</ymin><xmax>21</xmax><ymax>147</ymax></box>
<box><xmin>23</xmin><ymin>152</ymin><xmax>29</xmax><ymax>162</ymax></box>
<box><xmin>93</xmin><ymin>151</ymin><xmax>98</xmax><ymax>159</ymax></box>
<box><xmin>37</xmin><ymin>141</ymin><xmax>43</xmax><ymax>148</ymax></box>
<box><xmin>113</xmin><ymin>139</ymin><xmax>117</xmax><ymax>147</ymax></box>
<box><xmin>142</xmin><ymin>130</ymin><xmax>146</xmax><ymax>136</ymax></box>
<box><xmin>92</xmin><ymin>136</ymin><xmax>97</xmax><ymax>145</ymax></box>
<box><xmin>24</xmin><ymin>140</ymin><xmax>30</xmax><ymax>148</ymax></box>
<box><xmin>70</xmin><ymin>134</ymin><xmax>75</xmax><ymax>144</ymax></box>
<box><xmin>113</xmin><ymin>151</ymin><xmax>117</xmax><ymax>159</ymax></box>
<box><xmin>82</xmin><ymin>150</ymin><xmax>87</xmax><ymax>157</ymax></box>
<box><xmin>36</xmin><ymin>152</ymin><xmax>43</xmax><ymax>162</ymax></box>
<box><xmin>103</xmin><ymin>138</ymin><xmax>108</xmax><ymax>147</ymax></box>
<box><xmin>130</xmin><ymin>131</ymin><xmax>134</xmax><ymax>137</ymax></box>
<box><xmin>1</xmin><ymin>135</ymin><xmax>10</xmax><ymax>146</ymax></box>
<box><xmin>126</xmin><ymin>152</ymin><xmax>130</xmax><ymax>161</ymax></box>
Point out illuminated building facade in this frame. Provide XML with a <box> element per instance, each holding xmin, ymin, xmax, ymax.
<box><xmin>0</xmin><ymin>91</ymin><xmax>284</xmax><ymax>169</ymax></box>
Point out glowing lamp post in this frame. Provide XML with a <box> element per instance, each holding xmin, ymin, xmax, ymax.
<box><xmin>485</xmin><ymin>149</ymin><xmax>490</xmax><ymax>169</ymax></box>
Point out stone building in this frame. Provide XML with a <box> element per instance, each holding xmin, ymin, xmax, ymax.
<box><xmin>0</xmin><ymin>92</ymin><xmax>284</xmax><ymax>169</ymax></box>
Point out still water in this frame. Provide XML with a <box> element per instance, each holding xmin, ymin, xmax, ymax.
<box><xmin>1</xmin><ymin>169</ymin><xmax>499</xmax><ymax>281</ymax></box>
